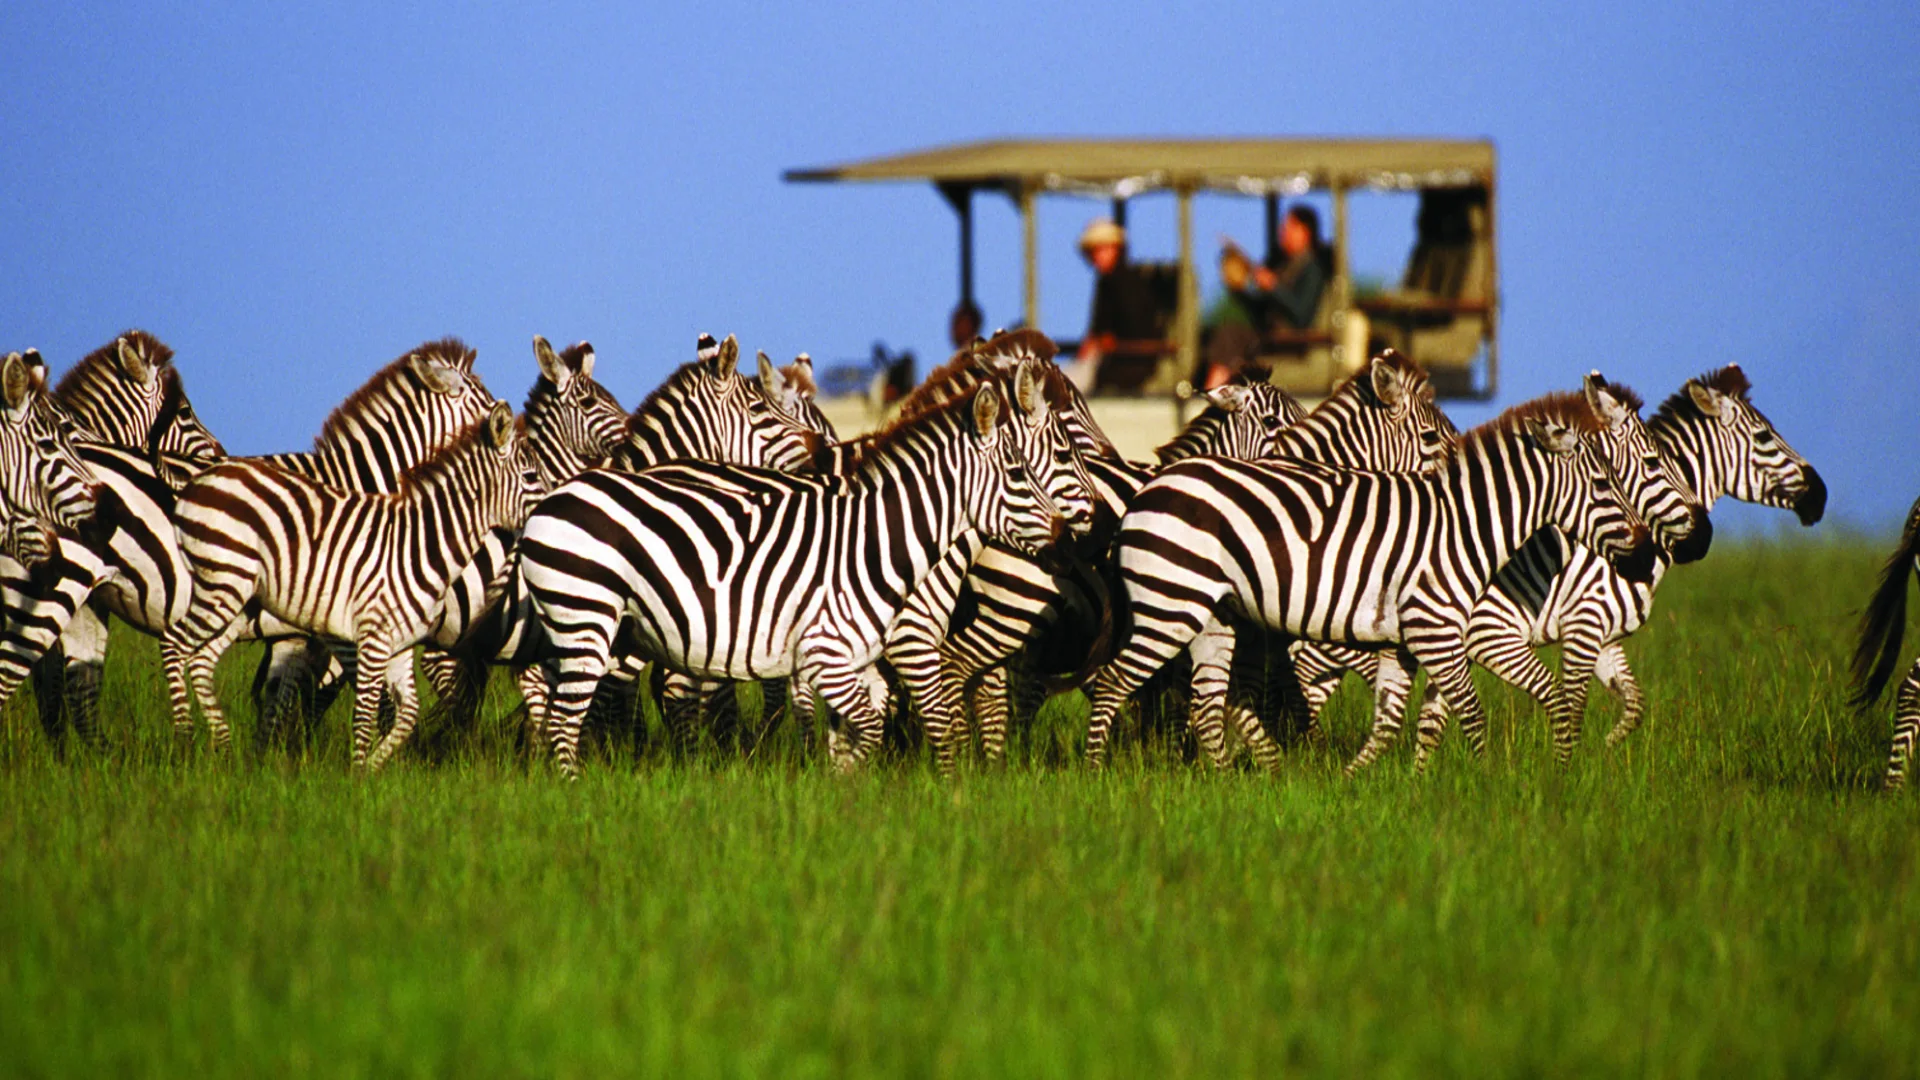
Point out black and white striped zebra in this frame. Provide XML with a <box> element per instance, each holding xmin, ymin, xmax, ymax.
<box><xmin>1083</xmin><ymin>392</ymin><xmax>1663</xmax><ymax>772</ymax></box>
<box><xmin>1291</xmin><ymin>369</ymin><xmax>1797</xmax><ymax>763</ymax></box>
<box><xmin>921</xmin><ymin>369</ymin><xmax>1340</xmax><ymax>763</ymax></box>
<box><xmin>0</xmin><ymin>350</ymin><xmax>101</xmax><ymax>566</ymax></box>
<box><xmin>1853</xmin><ymin>494</ymin><xmax>1920</xmax><ymax>789</ymax></box>
<box><xmin>520</xmin><ymin>358</ymin><xmax>1095</xmax><ymax>776</ymax></box>
<box><xmin>163</xmin><ymin>404</ymin><xmax>532</xmax><ymax>767</ymax></box>
<box><xmin>0</xmin><ymin>336</ymin><xmax>225</xmax><ymax>735</ymax></box>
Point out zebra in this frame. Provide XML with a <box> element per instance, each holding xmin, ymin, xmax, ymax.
<box><xmin>163</xmin><ymin>403</ymin><xmax>532</xmax><ymax>768</ymax></box>
<box><xmin>1082</xmin><ymin>392</ymin><xmax>1663</xmax><ymax>773</ymax></box>
<box><xmin>0</xmin><ymin>334</ymin><xmax>225</xmax><ymax>735</ymax></box>
<box><xmin>1292</xmin><ymin>367</ymin><xmax>1813</xmax><ymax>761</ymax></box>
<box><xmin>416</xmin><ymin>336</ymin><xmax>838</xmax><ymax>740</ymax></box>
<box><xmin>0</xmin><ymin>350</ymin><xmax>101</xmax><ymax>565</ymax></box>
<box><xmin>933</xmin><ymin>355</ymin><xmax>1440</xmax><ymax>765</ymax></box>
<box><xmin>519</xmin><ymin>358</ymin><xmax>1095</xmax><ymax>777</ymax></box>
<box><xmin>1853</xmin><ymin>495</ymin><xmax>1920</xmax><ymax>789</ymax></box>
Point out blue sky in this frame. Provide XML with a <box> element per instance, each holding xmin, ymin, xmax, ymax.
<box><xmin>4</xmin><ymin>2</ymin><xmax>1916</xmax><ymax>531</ymax></box>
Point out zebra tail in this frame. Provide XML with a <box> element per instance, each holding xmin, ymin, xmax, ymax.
<box><xmin>1850</xmin><ymin>495</ymin><xmax>1920</xmax><ymax>709</ymax></box>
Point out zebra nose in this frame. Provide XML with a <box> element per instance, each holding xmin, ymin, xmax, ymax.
<box><xmin>1668</xmin><ymin>505</ymin><xmax>1713</xmax><ymax>564</ymax></box>
<box><xmin>1793</xmin><ymin>466</ymin><xmax>1827</xmax><ymax>526</ymax></box>
<box><xmin>1611</xmin><ymin>525</ymin><xmax>1659</xmax><ymax>584</ymax></box>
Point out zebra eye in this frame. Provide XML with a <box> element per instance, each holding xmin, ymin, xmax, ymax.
<box><xmin>35</xmin><ymin>437</ymin><xmax>59</xmax><ymax>453</ymax></box>
<box><xmin>1753</xmin><ymin>429</ymin><xmax>1775</xmax><ymax>445</ymax></box>
<box><xmin>1642</xmin><ymin>455</ymin><xmax>1662</xmax><ymax>471</ymax></box>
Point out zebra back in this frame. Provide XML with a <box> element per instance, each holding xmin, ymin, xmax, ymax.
<box><xmin>1851</xmin><ymin>494</ymin><xmax>1920</xmax><ymax>709</ymax></box>
<box><xmin>1649</xmin><ymin>364</ymin><xmax>1826</xmax><ymax>526</ymax></box>
<box><xmin>1274</xmin><ymin>349</ymin><xmax>1457</xmax><ymax>471</ymax></box>
<box><xmin>255</xmin><ymin>338</ymin><xmax>497</xmax><ymax>494</ymax></box>
<box><xmin>616</xmin><ymin>334</ymin><xmax>824</xmax><ymax>474</ymax></box>
<box><xmin>1</xmin><ymin>351</ymin><xmax>99</xmax><ymax>565</ymax></box>
<box><xmin>1157</xmin><ymin>380</ymin><xmax>1308</xmax><ymax>463</ymax></box>
<box><xmin>50</xmin><ymin>331</ymin><xmax>226</xmax><ymax>478</ymax></box>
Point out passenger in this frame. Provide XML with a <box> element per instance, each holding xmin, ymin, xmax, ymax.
<box><xmin>948</xmin><ymin>300</ymin><xmax>983</xmax><ymax>349</ymax></box>
<box><xmin>1199</xmin><ymin>240</ymin><xmax>1262</xmax><ymax>389</ymax></box>
<box><xmin>1068</xmin><ymin>218</ymin><xmax>1177</xmax><ymax>393</ymax></box>
<box><xmin>1253</xmin><ymin>203</ymin><xmax>1332</xmax><ymax>331</ymax></box>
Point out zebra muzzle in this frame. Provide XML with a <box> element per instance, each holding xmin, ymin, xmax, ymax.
<box><xmin>1610</xmin><ymin>525</ymin><xmax>1659</xmax><ymax>584</ymax></box>
<box><xmin>1790</xmin><ymin>466</ymin><xmax>1827</xmax><ymax>526</ymax></box>
<box><xmin>1667</xmin><ymin>505</ymin><xmax>1713</xmax><ymax>565</ymax></box>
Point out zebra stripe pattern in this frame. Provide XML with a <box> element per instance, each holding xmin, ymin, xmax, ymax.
<box><xmin>1852</xmin><ymin>494</ymin><xmax>1920</xmax><ymax>789</ymax></box>
<box><xmin>521</xmin><ymin>359</ymin><xmax>1092</xmax><ymax>776</ymax></box>
<box><xmin>0</xmin><ymin>350</ymin><xmax>100</xmax><ymax>561</ymax></box>
<box><xmin>48</xmin><ymin>331</ymin><xmax>227</xmax><ymax>481</ymax></box>
<box><xmin>1083</xmin><ymin>393</ymin><xmax>1661</xmax><ymax>772</ymax></box>
<box><xmin>163</xmin><ymin>404</ymin><xmax>531</xmax><ymax>767</ymax></box>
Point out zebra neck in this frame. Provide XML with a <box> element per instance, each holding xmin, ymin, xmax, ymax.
<box><xmin>392</xmin><ymin>469</ymin><xmax>504</xmax><ymax>590</ymax></box>
<box><xmin>1650</xmin><ymin>417</ymin><xmax>1727</xmax><ymax>510</ymax></box>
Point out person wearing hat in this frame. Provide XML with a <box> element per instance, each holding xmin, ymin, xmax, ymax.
<box><xmin>1071</xmin><ymin>217</ymin><xmax>1178</xmax><ymax>393</ymax></box>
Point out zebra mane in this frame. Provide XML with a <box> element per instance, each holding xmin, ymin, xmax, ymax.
<box><xmin>1454</xmin><ymin>392</ymin><xmax>1604</xmax><ymax>457</ymax></box>
<box><xmin>53</xmin><ymin>330</ymin><xmax>175</xmax><ymax>403</ymax></box>
<box><xmin>625</xmin><ymin>353</ymin><xmax>741</xmax><ymax>435</ymax></box>
<box><xmin>840</xmin><ymin>380</ymin><xmax>995</xmax><ymax>470</ymax></box>
<box><xmin>393</xmin><ymin>410</ymin><xmax>502</xmax><ymax>496</ymax></box>
<box><xmin>899</xmin><ymin>330</ymin><xmax>1116</xmax><ymax>459</ymax></box>
<box><xmin>317</xmin><ymin>338</ymin><xmax>478</xmax><ymax>448</ymax></box>
<box><xmin>1592</xmin><ymin>378</ymin><xmax>1643</xmax><ymax>412</ymax></box>
<box><xmin>1652</xmin><ymin>365</ymin><xmax>1753</xmax><ymax>428</ymax></box>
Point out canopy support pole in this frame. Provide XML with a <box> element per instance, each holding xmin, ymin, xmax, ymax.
<box><xmin>1019</xmin><ymin>181</ymin><xmax>1038</xmax><ymax>331</ymax></box>
<box><xmin>1264</xmin><ymin>192</ymin><xmax>1280</xmax><ymax>265</ymax></box>
<box><xmin>937</xmin><ymin>182</ymin><xmax>976</xmax><ymax>308</ymax></box>
<box><xmin>1167</xmin><ymin>182</ymin><xmax>1198</xmax><ymax>395</ymax></box>
<box><xmin>1111</xmin><ymin>196</ymin><xmax>1128</xmax><ymax>229</ymax></box>
<box><xmin>1331</xmin><ymin>185</ymin><xmax>1351</xmax><ymax>377</ymax></box>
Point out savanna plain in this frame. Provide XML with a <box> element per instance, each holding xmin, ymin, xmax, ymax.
<box><xmin>2</xmin><ymin>537</ymin><xmax>1915</xmax><ymax>1078</ymax></box>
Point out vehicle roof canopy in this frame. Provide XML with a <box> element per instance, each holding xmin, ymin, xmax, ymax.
<box><xmin>785</xmin><ymin>137</ymin><xmax>1495</xmax><ymax>196</ymax></box>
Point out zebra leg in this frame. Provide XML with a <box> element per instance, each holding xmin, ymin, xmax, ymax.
<box><xmin>30</xmin><ymin>645</ymin><xmax>71</xmax><ymax>750</ymax></box>
<box><xmin>1461</xmin><ymin>624</ymin><xmax>1558</xmax><ymax>730</ymax></box>
<box><xmin>253</xmin><ymin>638</ymin><xmax>316</xmax><ymax>748</ymax></box>
<box><xmin>1085</xmin><ymin>580</ymin><xmax>1225</xmax><ymax>767</ymax></box>
<box><xmin>810</xmin><ymin>659</ymin><xmax>890</xmax><ymax>772</ymax></box>
<box><xmin>58</xmin><ymin>606</ymin><xmax>111</xmax><ymax>746</ymax></box>
<box><xmin>1597</xmin><ymin>643</ymin><xmax>1647</xmax><ymax>747</ymax></box>
<box><xmin>546</xmin><ymin>637</ymin><xmax>615</xmax><ymax>780</ymax></box>
<box><xmin>1288</xmin><ymin>642</ymin><xmax>1371</xmax><ymax>749</ymax></box>
<box><xmin>659</xmin><ymin>671</ymin><xmax>723</xmax><ymax>754</ymax></box>
<box><xmin>967</xmin><ymin>664</ymin><xmax>1007</xmax><ymax>763</ymax></box>
<box><xmin>366</xmin><ymin>647</ymin><xmax>424</xmax><ymax>771</ymax></box>
<box><xmin>516</xmin><ymin>665</ymin><xmax>550</xmax><ymax>742</ymax></box>
<box><xmin>787</xmin><ymin>675</ymin><xmax>819</xmax><ymax>754</ymax></box>
<box><xmin>423</xmin><ymin>648</ymin><xmax>489</xmax><ymax>735</ymax></box>
<box><xmin>1413</xmin><ymin>650</ymin><xmax>1488</xmax><ymax>772</ymax></box>
<box><xmin>1551</xmin><ymin>624</ymin><xmax>1610</xmax><ymax>764</ymax></box>
<box><xmin>1344</xmin><ymin>650</ymin><xmax>1415</xmax><ymax>776</ymax></box>
<box><xmin>180</xmin><ymin>618</ymin><xmax>249</xmax><ymax>752</ymax></box>
<box><xmin>347</xmin><ymin>640</ymin><xmax>396</xmax><ymax>769</ymax></box>
<box><xmin>1186</xmin><ymin>618</ymin><xmax>1242</xmax><ymax>768</ymax></box>
<box><xmin>1885</xmin><ymin>659</ymin><xmax>1920</xmax><ymax>791</ymax></box>
<box><xmin>585</xmin><ymin>654</ymin><xmax>644</xmax><ymax>744</ymax></box>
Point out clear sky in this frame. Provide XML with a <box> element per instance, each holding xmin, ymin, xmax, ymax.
<box><xmin>4</xmin><ymin>2</ymin><xmax>1916</xmax><ymax>531</ymax></box>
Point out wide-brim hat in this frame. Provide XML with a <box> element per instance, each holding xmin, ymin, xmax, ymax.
<box><xmin>1078</xmin><ymin>218</ymin><xmax>1126</xmax><ymax>253</ymax></box>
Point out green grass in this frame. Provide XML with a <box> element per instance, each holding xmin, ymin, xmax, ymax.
<box><xmin>2</xmin><ymin>538</ymin><xmax>1916</xmax><ymax>1077</ymax></box>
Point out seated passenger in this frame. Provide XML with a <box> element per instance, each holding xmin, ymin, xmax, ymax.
<box><xmin>1069</xmin><ymin>218</ymin><xmax>1178</xmax><ymax>393</ymax></box>
<box><xmin>1199</xmin><ymin>241</ymin><xmax>1262</xmax><ymax>389</ymax></box>
<box><xmin>1253</xmin><ymin>203</ymin><xmax>1332</xmax><ymax>331</ymax></box>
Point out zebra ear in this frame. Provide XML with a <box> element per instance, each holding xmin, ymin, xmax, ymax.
<box><xmin>1013</xmin><ymin>360</ymin><xmax>1048</xmax><ymax>425</ymax></box>
<box><xmin>409</xmin><ymin>352</ymin><xmax>467</xmax><ymax>397</ymax></box>
<box><xmin>483</xmin><ymin>401</ymin><xmax>515</xmax><ymax>449</ymax></box>
<box><xmin>972</xmin><ymin>383</ymin><xmax>1005</xmax><ymax>441</ymax></box>
<box><xmin>1687</xmin><ymin>381</ymin><xmax>1724</xmax><ymax>419</ymax></box>
<box><xmin>1203</xmin><ymin>384</ymin><xmax>1250</xmax><ymax>413</ymax></box>
<box><xmin>758</xmin><ymin>351</ymin><xmax>786</xmax><ymax>401</ymax></box>
<box><xmin>533</xmin><ymin>336</ymin><xmax>570</xmax><ymax>390</ymax></box>
<box><xmin>22</xmin><ymin>349</ymin><xmax>47</xmax><ymax>392</ymax></box>
<box><xmin>1523</xmin><ymin>417</ymin><xmax>1581</xmax><ymax>457</ymax></box>
<box><xmin>707</xmin><ymin>335</ymin><xmax>740</xmax><ymax>379</ymax></box>
<box><xmin>2</xmin><ymin>352</ymin><xmax>32</xmax><ymax>420</ymax></box>
<box><xmin>1583</xmin><ymin>371</ymin><xmax>1631</xmax><ymax>431</ymax></box>
<box><xmin>115</xmin><ymin>337</ymin><xmax>154</xmax><ymax>387</ymax></box>
<box><xmin>1370</xmin><ymin>354</ymin><xmax>1407</xmax><ymax>409</ymax></box>
<box><xmin>574</xmin><ymin>343</ymin><xmax>595</xmax><ymax>382</ymax></box>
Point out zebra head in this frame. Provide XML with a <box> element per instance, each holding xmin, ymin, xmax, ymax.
<box><xmin>758</xmin><ymin>351</ymin><xmax>838</xmax><ymax>443</ymax></box>
<box><xmin>53</xmin><ymin>331</ymin><xmax>226</xmax><ymax>479</ymax></box>
<box><xmin>1655</xmin><ymin>365</ymin><xmax>1825</xmax><ymax>527</ymax></box>
<box><xmin>1158</xmin><ymin>380</ymin><xmax>1308</xmax><ymax>463</ymax></box>
<box><xmin>967</xmin><ymin>329</ymin><xmax>1120</xmax><ymax>462</ymax></box>
<box><xmin>1504</xmin><ymin>395</ymin><xmax>1658</xmax><ymax>584</ymax></box>
<box><xmin>411</xmin><ymin>400</ymin><xmax>535</xmax><ymax>535</ymax></box>
<box><xmin>1004</xmin><ymin>358</ymin><xmax>1099</xmax><ymax>539</ymax></box>
<box><xmin>1</xmin><ymin>350</ymin><xmax>99</xmax><ymax>565</ymax></box>
<box><xmin>952</xmin><ymin>373</ymin><xmax>1086</xmax><ymax>556</ymax></box>
<box><xmin>621</xmin><ymin>334</ymin><xmax>824</xmax><ymax>474</ymax></box>
<box><xmin>526</xmin><ymin>336</ymin><xmax>628</xmax><ymax>491</ymax></box>
<box><xmin>1583</xmin><ymin>372</ymin><xmax>1712</xmax><ymax>564</ymax></box>
<box><xmin>1365</xmin><ymin>349</ymin><xmax>1457</xmax><ymax>471</ymax></box>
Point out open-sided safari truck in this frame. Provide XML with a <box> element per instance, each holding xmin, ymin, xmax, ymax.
<box><xmin>786</xmin><ymin>138</ymin><xmax>1498</xmax><ymax>453</ymax></box>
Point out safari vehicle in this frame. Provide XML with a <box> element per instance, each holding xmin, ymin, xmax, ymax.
<box><xmin>786</xmin><ymin>137</ymin><xmax>1498</xmax><ymax>455</ymax></box>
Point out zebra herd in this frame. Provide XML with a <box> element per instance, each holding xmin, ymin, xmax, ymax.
<box><xmin>7</xmin><ymin>323</ymin><xmax>1903</xmax><ymax>785</ymax></box>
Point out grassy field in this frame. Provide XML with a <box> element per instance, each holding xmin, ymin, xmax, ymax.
<box><xmin>2</xmin><ymin>537</ymin><xmax>1916</xmax><ymax>1077</ymax></box>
